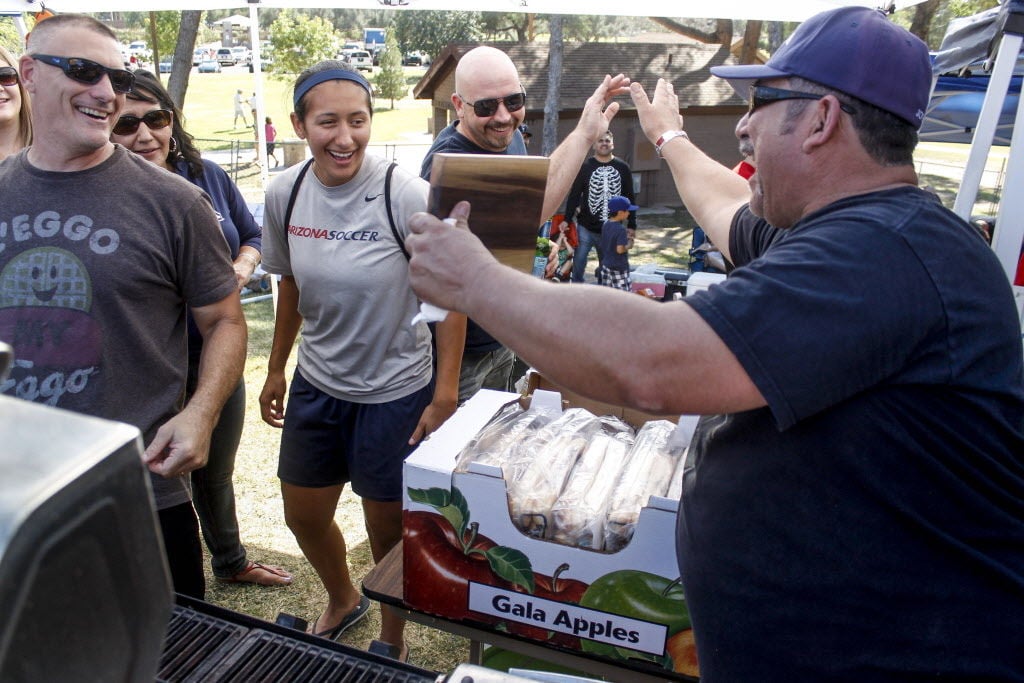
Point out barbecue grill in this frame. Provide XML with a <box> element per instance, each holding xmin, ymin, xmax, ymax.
<box><xmin>160</xmin><ymin>595</ymin><xmax>435</xmax><ymax>683</ymax></box>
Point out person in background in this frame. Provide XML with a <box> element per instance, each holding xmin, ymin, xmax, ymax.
<box><xmin>3</xmin><ymin>14</ymin><xmax>247</xmax><ymax>599</ymax></box>
<box><xmin>518</xmin><ymin>123</ymin><xmax>532</xmax><ymax>148</ymax></box>
<box><xmin>596</xmin><ymin>195</ymin><xmax>636</xmax><ymax>291</ymax></box>
<box><xmin>233</xmin><ymin>88</ymin><xmax>248</xmax><ymax>128</ymax></box>
<box><xmin>0</xmin><ymin>45</ymin><xmax>32</xmax><ymax>160</ymax></box>
<box><xmin>420</xmin><ymin>45</ymin><xmax>629</xmax><ymax>402</ymax></box>
<box><xmin>259</xmin><ymin>61</ymin><xmax>464</xmax><ymax>661</ymax></box>
<box><xmin>265</xmin><ymin>115</ymin><xmax>279</xmax><ymax>168</ymax></box>
<box><xmin>110</xmin><ymin>70</ymin><xmax>292</xmax><ymax>588</ymax></box>
<box><xmin>403</xmin><ymin>7</ymin><xmax>1024</xmax><ymax>680</ymax></box>
<box><xmin>561</xmin><ymin>130</ymin><xmax>638</xmax><ymax>283</ymax></box>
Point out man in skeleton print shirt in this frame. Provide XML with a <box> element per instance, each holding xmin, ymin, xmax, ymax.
<box><xmin>560</xmin><ymin>130</ymin><xmax>637</xmax><ymax>283</ymax></box>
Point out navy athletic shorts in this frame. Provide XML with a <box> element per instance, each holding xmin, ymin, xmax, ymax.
<box><xmin>277</xmin><ymin>368</ymin><xmax>434</xmax><ymax>500</ymax></box>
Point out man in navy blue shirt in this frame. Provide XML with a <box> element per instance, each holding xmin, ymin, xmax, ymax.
<box><xmin>407</xmin><ymin>8</ymin><xmax>1024</xmax><ymax>680</ymax></box>
<box><xmin>420</xmin><ymin>46</ymin><xmax>629</xmax><ymax>403</ymax></box>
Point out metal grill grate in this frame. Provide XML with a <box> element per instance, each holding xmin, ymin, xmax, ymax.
<box><xmin>157</xmin><ymin>602</ymin><xmax>435</xmax><ymax>683</ymax></box>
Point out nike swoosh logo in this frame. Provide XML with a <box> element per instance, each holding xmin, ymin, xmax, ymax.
<box><xmin>365</xmin><ymin>193</ymin><xmax>383</xmax><ymax>202</ymax></box>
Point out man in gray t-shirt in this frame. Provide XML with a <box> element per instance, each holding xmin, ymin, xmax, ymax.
<box><xmin>0</xmin><ymin>14</ymin><xmax>246</xmax><ymax>600</ymax></box>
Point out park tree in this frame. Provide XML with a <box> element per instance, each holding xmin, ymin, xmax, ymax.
<box><xmin>478</xmin><ymin>12</ymin><xmax>533</xmax><ymax>42</ymax></box>
<box><xmin>393</xmin><ymin>10</ymin><xmax>480</xmax><ymax>59</ymax></box>
<box><xmin>269</xmin><ymin>9</ymin><xmax>339</xmax><ymax>76</ymax></box>
<box><xmin>374</xmin><ymin>33</ymin><xmax>406</xmax><ymax>109</ymax></box>
<box><xmin>166</xmin><ymin>11</ymin><xmax>203</xmax><ymax>109</ymax></box>
<box><xmin>0</xmin><ymin>17</ymin><xmax>19</xmax><ymax>52</ymax></box>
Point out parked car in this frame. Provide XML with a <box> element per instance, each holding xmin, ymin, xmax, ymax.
<box><xmin>402</xmin><ymin>52</ymin><xmax>425</xmax><ymax>66</ymax></box>
<box><xmin>198</xmin><ymin>59</ymin><xmax>222</xmax><ymax>73</ymax></box>
<box><xmin>231</xmin><ymin>46</ymin><xmax>248</xmax><ymax>64</ymax></box>
<box><xmin>216</xmin><ymin>48</ymin><xmax>235</xmax><ymax>66</ymax></box>
<box><xmin>159</xmin><ymin>58</ymin><xmax>172</xmax><ymax>74</ymax></box>
<box><xmin>192</xmin><ymin>48</ymin><xmax>205</xmax><ymax>66</ymax></box>
<box><xmin>346</xmin><ymin>50</ymin><xmax>373</xmax><ymax>72</ymax></box>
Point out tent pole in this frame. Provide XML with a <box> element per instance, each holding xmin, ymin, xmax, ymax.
<box><xmin>249</xmin><ymin>1</ymin><xmax>268</xmax><ymax>187</ymax></box>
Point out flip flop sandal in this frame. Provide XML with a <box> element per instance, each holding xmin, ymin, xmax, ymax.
<box><xmin>218</xmin><ymin>561</ymin><xmax>293</xmax><ymax>586</ymax></box>
<box><xmin>312</xmin><ymin>596</ymin><xmax>371</xmax><ymax>640</ymax></box>
<box><xmin>369</xmin><ymin>639</ymin><xmax>409</xmax><ymax>663</ymax></box>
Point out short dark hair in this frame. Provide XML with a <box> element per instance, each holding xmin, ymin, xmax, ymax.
<box><xmin>783</xmin><ymin>76</ymin><xmax>917</xmax><ymax>167</ymax></box>
<box><xmin>27</xmin><ymin>13</ymin><xmax>118</xmax><ymax>52</ymax></box>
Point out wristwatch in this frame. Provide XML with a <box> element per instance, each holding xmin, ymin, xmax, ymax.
<box><xmin>655</xmin><ymin>130</ymin><xmax>689</xmax><ymax>157</ymax></box>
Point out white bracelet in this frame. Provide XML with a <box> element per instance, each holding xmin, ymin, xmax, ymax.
<box><xmin>655</xmin><ymin>130</ymin><xmax>689</xmax><ymax>158</ymax></box>
<box><xmin>238</xmin><ymin>252</ymin><xmax>259</xmax><ymax>267</ymax></box>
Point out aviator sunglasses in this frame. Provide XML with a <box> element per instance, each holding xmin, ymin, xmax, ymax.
<box><xmin>457</xmin><ymin>90</ymin><xmax>526</xmax><ymax>117</ymax></box>
<box><xmin>0</xmin><ymin>66</ymin><xmax>18</xmax><ymax>87</ymax></box>
<box><xmin>31</xmin><ymin>54</ymin><xmax>135</xmax><ymax>94</ymax></box>
<box><xmin>748</xmin><ymin>85</ymin><xmax>856</xmax><ymax>116</ymax></box>
<box><xmin>112</xmin><ymin>109</ymin><xmax>173</xmax><ymax>135</ymax></box>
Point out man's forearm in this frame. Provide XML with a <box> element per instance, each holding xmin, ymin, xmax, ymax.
<box><xmin>544</xmin><ymin>130</ymin><xmax>596</xmax><ymax>219</ymax></box>
<box><xmin>187</xmin><ymin>307</ymin><xmax>247</xmax><ymax>422</ymax></box>
<box><xmin>656</xmin><ymin>135</ymin><xmax>749</xmax><ymax>262</ymax></box>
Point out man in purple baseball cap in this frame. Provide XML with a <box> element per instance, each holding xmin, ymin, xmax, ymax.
<box><xmin>404</xmin><ymin>7</ymin><xmax>1024</xmax><ymax>680</ymax></box>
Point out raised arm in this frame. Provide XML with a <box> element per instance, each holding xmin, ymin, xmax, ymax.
<box><xmin>630</xmin><ymin>79</ymin><xmax>751</xmax><ymax>262</ymax></box>
<box><xmin>543</xmin><ymin>74</ymin><xmax>631</xmax><ymax>219</ymax></box>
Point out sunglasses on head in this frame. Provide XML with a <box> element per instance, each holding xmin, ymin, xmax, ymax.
<box><xmin>747</xmin><ymin>85</ymin><xmax>856</xmax><ymax>116</ymax></box>
<box><xmin>31</xmin><ymin>54</ymin><xmax>135</xmax><ymax>94</ymax></box>
<box><xmin>458</xmin><ymin>90</ymin><xmax>526</xmax><ymax>117</ymax></box>
<box><xmin>112</xmin><ymin>109</ymin><xmax>172</xmax><ymax>135</ymax></box>
<box><xmin>0</xmin><ymin>66</ymin><xmax>18</xmax><ymax>87</ymax></box>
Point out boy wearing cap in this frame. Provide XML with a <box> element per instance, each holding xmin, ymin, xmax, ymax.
<box><xmin>596</xmin><ymin>195</ymin><xmax>637</xmax><ymax>291</ymax></box>
<box><xmin>405</xmin><ymin>6</ymin><xmax>1024</xmax><ymax>679</ymax></box>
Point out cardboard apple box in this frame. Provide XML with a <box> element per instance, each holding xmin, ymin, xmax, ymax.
<box><xmin>402</xmin><ymin>383</ymin><xmax>699</xmax><ymax>679</ymax></box>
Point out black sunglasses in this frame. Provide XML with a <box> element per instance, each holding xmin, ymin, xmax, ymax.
<box><xmin>458</xmin><ymin>90</ymin><xmax>526</xmax><ymax>117</ymax></box>
<box><xmin>748</xmin><ymin>85</ymin><xmax>856</xmax><ymax>116</ymax></box>
<box><xmin>0</xmin><ymin>66</ymin><xmax>18</xmax><ymax>87</ymax></box>
<box><xmin>31</xmin><ymin>54</ymin><xmax>135</xmax><ymax>94</ymax></box>
<box><xmin>112</xmin><ymin>109</ymin><xmax>173</xmax><ymax>135</ymax></box>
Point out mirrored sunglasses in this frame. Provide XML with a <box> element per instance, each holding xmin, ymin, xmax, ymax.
<box><xmin>0</xmin><ymin>66</ymin><xmax>18</xmax><ymax>87</ymax></box>
<box><xmin>459</xmin><ymin>91</ymin><xmax>526</xmax><ymax>117</ymax></box>
<box><xmin>112</xmin><ymin>109</ymin><xmax>173</xmax><ymax>135</ymax></box>
<box><xmin>31</xmin><ymin>54</ymin><xmax>135</xmax><ymax>94</ymax></box>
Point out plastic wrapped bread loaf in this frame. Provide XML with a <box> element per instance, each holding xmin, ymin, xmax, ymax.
<box><xmin>603</xmin><ymin>420</ymin><xmax>686</xmax><ymax>552</ymax></box>
<box><xmin>506</xmin><ymin>408</ymin><xmax>603</xmax><ymax>538</ymax></box>
<box><xmin>454</xmin><ymin>402</ymin><xmax>558</xmax><ymax>474</ymax></box>
<box><xmin>549</xmin><ymin>430</ymin><xmax>635</xmax><ymax>550</ymax></box>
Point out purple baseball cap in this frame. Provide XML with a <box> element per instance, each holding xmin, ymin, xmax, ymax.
<box><xmin>710</xmin><ymin>6</ymin><xmax>932</xmax><ymax>128</ymax></box>
<box><xmin>608</xmin><ymin>195</ymin><xmax>638</xmax><ymax>213</ymax></box>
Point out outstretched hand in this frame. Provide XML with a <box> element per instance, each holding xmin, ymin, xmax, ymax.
<box><xmin>577</xmin><ymin>73</ymin><xmax>632</xmax><ymax>143</ymax></box>
<box><xmin>407</xmin><ymin>201</ymin><xmax>499</xmax><ymax>314</ymax></box>
<box><xmin>630</xmin><ymin>79</ymin><xmax>685</xmax><ymax>146</ymax></box>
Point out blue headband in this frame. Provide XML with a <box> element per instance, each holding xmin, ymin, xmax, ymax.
<box><xmin>293</xmin><ymin>69</ymin><xmax>373</xmax><ymax>109</ymax></box>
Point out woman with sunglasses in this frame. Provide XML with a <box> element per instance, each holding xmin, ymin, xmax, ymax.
<box><xmin>259</xmin><ymin>61</ymin><xmax>463</xmax><ymax>659</ymax></box>
<box><xmin>0</xmin><ymin>45</ymin><xmax>32</xmax><ymax>161</ymax></box>
<box><xmin>110</xmin><ymin>70</ymin><xmax>293</xmax><ymax>588</ymax></box>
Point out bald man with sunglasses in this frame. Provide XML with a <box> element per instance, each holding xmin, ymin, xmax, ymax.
<box><xmin>420</xmin><ymin>45</ymin><xmax>629</xmax><ymax>403</ymax></box>
<box><xmin>0</xmin><ymin>14</ymin><xmax>246</xmax><ymax>600</ymax></box>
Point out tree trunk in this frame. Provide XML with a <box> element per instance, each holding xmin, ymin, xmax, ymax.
<box><xmin>148</xmin><ymin>11</ymin><xmax>161</xmax><ymax>77</ymax></box>
<box><xmin>649</xmin><ymin>17</ymin><xmax>719</xmax><ymax>44</ymax></box>
<box><xmin>543</xmin><ymin>15</ymin><xmax>564</xmax><ymax>159</ymax></box>
<box><xmin>767</xmin><ymin>21</ymin><xmax>784</xmax><ymax>53</ymax></box>
<box><xmin>715</xmin><ymin>18</ymin><xmax>733</xmax><ymax>46</ymax></box>
<box><xmin>740</xmin><ymin>20</ymin><xmax>762</xmax><ymax>63</ymax></box>
<box><xmin>910</xmin><ymin>0</ymin><xmax>941</xmax><ymax>45</ymax></box>
<box><xmin>168</xmin><ymin>11</ymin><xmax>202</xmax><ymax>110</ymax></box>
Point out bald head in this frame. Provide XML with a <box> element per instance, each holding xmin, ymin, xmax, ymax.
<box><xmin>455</xmin><ymin>46</ymin><xmax>520</xmax><ymax>99</ymax></box>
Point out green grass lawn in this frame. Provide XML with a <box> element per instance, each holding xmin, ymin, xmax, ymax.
<box><xmin>178</xmin><ymin>66</ymin><xmax>431</xmax><ymax>150</ymax></box>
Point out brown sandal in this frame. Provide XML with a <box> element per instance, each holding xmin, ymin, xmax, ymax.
<box><xmin>218</xmin><ymin>561</ymin><xmax>293</xmax><ymax>586</ymax></box>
